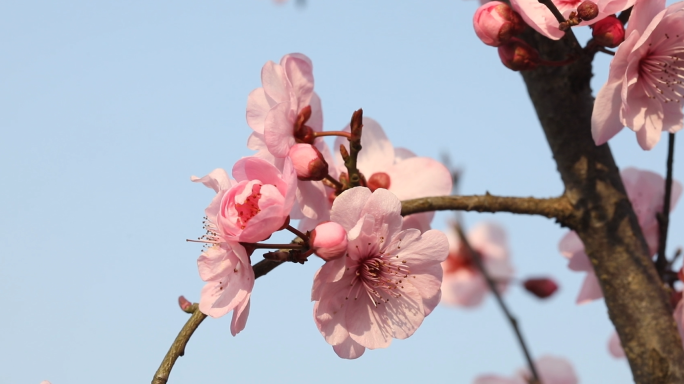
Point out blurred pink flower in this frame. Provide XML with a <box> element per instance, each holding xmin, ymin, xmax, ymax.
<box><xmin>312</xmin><ymin>187</ymin><xmax>448</xmax><ymax>359</ymax></box>
<box><xmin>334</xmin><ymin>117</ymin><xmax>452</xmax><ymax>232</ymax></box>
<box><xmin>559</xmin><ymin>167</ymin><xmax>682</xmax><ymax>304</ymax></box>
<box><xmin>608</xmin><ymin>331</ymin><xmax>626</xmax><ymax>358</ymax></box>
<box><xmin>197</xmin><ymin>242</ymin><xmax>253</xmax><ymax>335</ymax></box>
<box><xmin>510</xmin><ymin>0</ymin><xmax>634</xmax><ymax>40</ymax></box>
<box><xmin>592</xmin><ymin>0</ymin><xmax>684</xmax><ymax>150</ymax></box>
<box><xmin>474</xmin><ymin>355</ymin><xmax>578</xmax><ymax>384</ymax></box>
<box><xmin>440</xmin><ymin>222</ymin><xmax>514</xmax><ymax>307</ymax></box>
<box><xmin>191</xmin><ymin>156</ymin><xmax>297</xmax><ymax>244</ymax></box>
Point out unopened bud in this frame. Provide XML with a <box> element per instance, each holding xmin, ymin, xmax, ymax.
<box><xmin>577</xmin><ymin>1</ymin><xmax>599</xmax><ymax>21</ymax></box>
<box><xmin>288</xmin><ymin>143</ymin><xmax>329</xmax><ymax>181</ymax></box>
<box><xmin>498</xmin><ymin>38</ymin><xmax>540</xmax><ymax>71</ymax></box>
<box><xmin>178</xmin><ymin>295</ymin><xmax>193</xmax><ymax>313</ymax></box>
<box><xmin>473</xmin><ymin>1</ymin><xmax>525</xmax><ymax>47</ymax></box>
<box><xmin>523</xmin><ymin>277</ymin><xmax>559</xmax><ymax>299</ymax></box>
<box><xmin>311</xmin><ymin>221</ymin><xmax>348</xmax><ymax>261</ymax></box>
<box><xmin>367</xmin><ymin>172</ymin><xmax>391</xmax><ymax>192</ymax></box>
<box><xmin>592</xmin><ymin>15</ymin><xmax>625</xmax><ymax>48</ymax></box>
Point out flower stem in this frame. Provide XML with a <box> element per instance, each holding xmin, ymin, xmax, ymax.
<box><xmin>242</xmin><ymin>242</ymin><xmax>305</xmax><ymax>250</ymax></box>
<box><xmin>313</xmin><ymin>131</ymin><xmax>352</xmax><ymax>139</ymax></box>
<box><xmin>454</xmin><ymin>223</ymin><xmax>540</xmax><ymax>384</ymax></box>
<box><xmin>286</xmin><ymin>224</ymin><xmax>309</xmax><ymax>242</ymax></box>
<box><xmin>323</xmin><ymin>175</ymin><xmax>344</xmax><ymax>192</ymax></box>
<box><xmin>656</xmin><ymin>133</ymin><xmax>676</xmax><ymax>277</ymax></box>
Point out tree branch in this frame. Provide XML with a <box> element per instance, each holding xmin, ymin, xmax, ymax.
<box><xmin>519</xmin><ymin>27</ymin><xmax>684</xmax><ymax>383</ymax></box>
<box><xmin>344</xmin><ymin>109</ymin><xmax>364</xmax><ymax>188</ymax></box>
<box><xmin>151</xmin><ymin>259</ymin><xmax>284</xmax><ymax>384</ymax></box>
<box><xmin>656</xmin><ymin>133</ymin><xmax>676</xmax><ymax>277</ymax></box>
<box><xmin>400</xmin><ymin>194</ymin><xmax>574</xmax><ymax>224</ymax></box>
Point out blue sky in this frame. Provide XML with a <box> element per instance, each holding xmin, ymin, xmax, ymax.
<box><xmin>1</xmin><ymin>1</ymin><xmax>680</xmax><ymax>383</ymax></box>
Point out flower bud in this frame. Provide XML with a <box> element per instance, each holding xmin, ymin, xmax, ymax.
<box><xmin>523</xmin><ymin>277</ymin><xmax>558</xmax><ymax>299</ymax></box>
<box><xmin>367</xmin><ymin>172</ymin><xmax>391</xmax><ymax>192</ymax></box>
<box><xmin>473</xmin><ymin>1</ymin><xmax>526</xmax><ymax>47</ymax></box>
<box><xmin>311</xmin><ymin>221</ymin><xmax>348</xmax><ymax>261</ymax></box>
<box><xmin>498</xmin><ymin>38</ymin><xmax>539</xmax><ymax>71</ymax></box>
<box><xmin>592</xmin><ymin>15</ymin><xmax>624</xmax><ymax>48</ymax></box>
<box><xmin>288</xmin><ymin>143</ymin><xmax>329</xmax><ymax>181</ymax></box>
<box><xmin>178</xmin><ymin>295</ymin><xmax>193</xmax><ymax>313</ymax></box>
<box><xmin>577</xmin><ymin>1</ymin><xmax>599</xmax><ymax>21</ymax></box>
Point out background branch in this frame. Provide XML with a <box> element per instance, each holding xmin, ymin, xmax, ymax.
<box><xmin>656</xmin><ymin>133</ymin><xmax>676</xmax><ymax>277</ymax></box>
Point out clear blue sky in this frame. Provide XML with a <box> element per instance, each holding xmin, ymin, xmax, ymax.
<box><xmin>1</xmin><ymin>1</ymin><xmax>680</xmax><ymax>383</ymax></box>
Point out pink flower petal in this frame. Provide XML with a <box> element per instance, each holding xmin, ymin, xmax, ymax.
<box><xmin>191</xmin><ymin>168</ymin><xmax>232</xmax><ymax>193</ymax></box>
<box><xmin>332</xmin><ymin>336</ymin><xmax>366</xmax><ymax>359</ymax></box>
<box><xmin>576</xmin><ymin>271</ymin><xmax>603</xmax><ymax>304</ymax></box>
<box><xmin>330</xmin><ymin>187</ymin><xmax>373</xmax><ymax>232</ymax></box>
<box><xmin>608</xmin><ymin>331</ymin><xmax>626</xmax><ymax>358</ymax></box>
<box><xmin>386</xmin><ymin>157</ymin><xmax>452</xmax><ymax>200</ymax></box>
<box><xmin>263</xmin><ymin>101</ymin><xmax>297</xmax><ymax>158</ymax></box>
<box><xmin>230</xmin><ymin>295</ymin><xmax>251</xmax><ymax>336</ymax></box>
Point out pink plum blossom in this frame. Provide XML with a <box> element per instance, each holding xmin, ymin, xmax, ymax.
<box><xmin>191</xmin><ymin>156</ymin><xmax>297</xmax><ymax>244</ymax></box>
<box><xmin>559</xmin><ymin>167</ymin><xmax>682</xmax><ymax>304</ymax></box>
<box><xmin>246</xmin><ymin>53</ymin><xmax>322</xmax><ymax>158</ymax></box>
<box><xmin>334</xmin><ymin>117</ymin><xmax>452</xmax><ymax>232</ymax></box>
<box><xmin>440</xmin><ymin>222</ymin><xmax>514</xmax><ymax>307</ymax></box>
<box><xmin>197</xmin><ymin>242</ymin><xmax>253</xmax><ymax>335</ymax></box>
<box><xmin>510</xmin><ymin>0</ymin><xmax>634</xmax><ymax>40</ymax></box>
<box><xmin>592</xmin><ymin>0</ymin><xmax>684</xmax><ymax>150</ymax></box>
<box><xmin>473</xmin><ymin>355</ymin><xmax>579</xmax><ymax>384</ymax></box>
<box><xmin>608</xmin><ymin>331</ymin><xmax>626</xmax><ymax>358</ymax></box>
<box><xmin>312</xmin><ymin>187</ymin><xmax>449</xmax><ymax>359</ymax></box>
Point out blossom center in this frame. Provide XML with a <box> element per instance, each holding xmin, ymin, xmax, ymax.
<box><xmin>235</xmin><ymin>184</ymin><xmax>262</xmax><ymax>229</ymax></box>
<box><xmin>349</xmin><ymin>253</ymin><xmax>410</xmax><ymax>305</ymax></box>
<box><xmin>443</xmin><ymin>249</ymin><xmax>474</xmax><ymax>274</ymax></box>
<box><xmin>640</xmin><ymin>33</ymin><xmax>684</xmax><ymax>104</ymax></box>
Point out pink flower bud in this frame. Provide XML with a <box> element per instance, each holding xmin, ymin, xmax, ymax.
<box><xmin>288</xmin><ymin>143</ymin><xmax>329</xmax><ymax>181</ymax></box>
<box><xmin>310</xmin><ymin>221</ymin><xmax>348</xmax><ymax>261</ymax></box>
<box><xmin>577</xmin><ymin>1</ymin><xmax>599</xmax><ymax>21</ymax></box>
<box><xmin>473</xmin><ymin>1</ymin><xmax>526</xmax><ymax>47</ymax></box>
<box><xmin>497</xmin><ymin>38</ymin><xmax>539</xmax><ymax>71</ymax></box>
<box><xmin>523</xmin><ymin>277</ymin><xmax>558</xmax><ymax>299</ymax></box>
<box><xmin>367</xmin><ymin>172</ymin><xmax>391</xmax><ymax>192</ymax></box>
<box><xmin>178</xmin><ymin>295</ymin><xmax>193</xmax><ymax>312</ymax></box>
<box><xmin>591</xmin><ymin>15</ymin><xmax>624</xmax><ymax>48</ymax></box>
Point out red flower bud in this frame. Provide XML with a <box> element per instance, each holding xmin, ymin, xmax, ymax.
<box><xmin>577</xmin><ymin>1</ymin><xmax>599</xmax><ymax>21</ymax></box>
<box><xmin>311</xmin><ymin>221</ymin><xmax>348</xmax><ymax>261</ymax></box>
<box><xmin>592</xmin><ymin>15</ymin><xmax>625</xmax><ymax>48</ymax></box>
<box><xmin>178</xmin><ymin>295</ymin><xmax>193</xmax><ymax>313</ymax></box>
<box><xmin>473</xmin><ymin>1</ymin><xmax>526</xmax><ymax>47</ymax></box>
<box><xmin>367</xmin><ymin>172</ymin><xmax>391</xmax><ymax>192</ymax></box>
<box><xmin>498</xmin><ymin>38</ymin><xmax>540</xmax><ymax>71</ymax></box>
<box><xmin>288</xmin><ymin>143</ymin><xmax>329</xmax><ymax>181</ymax></box>
<box><xmin>523</xmin><ymin>277</ymin><xmax>559</xmax><ymax>299</ymax></box>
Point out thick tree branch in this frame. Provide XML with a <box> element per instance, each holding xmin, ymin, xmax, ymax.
<box><xmin>401</xmin><ymin>194</ymin><xmax>574</xmax><ymax>224</ymax></box>
<box><xmin>519</xmin><ymin>29</ymin><xmax>684</xmax><ymax>383</ymax></box>
<box><xmin>151</xmin><ymin>259</ymin><xmax>284</xmax><ymax>384</ymax></box>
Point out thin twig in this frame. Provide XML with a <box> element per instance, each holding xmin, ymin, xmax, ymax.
<box><xmin>344</xmin><ymin>109</ymin><xmax>364</xmax><ymax>188</ymax></box>
<box><xmin>656</xmin><ymin>133</ymin><xmax>676</xmax><ymax>276</ymax></box>
<box><xmin>401</xmin><ymin>194</ymin><xmax>574</xmax><ymax>225</ymax></box>
<box><xmin>152</xmin><ymin>259</ymin><xmax>284</xmax><ymax>384</ymax></box>
<box><xmin>454</xmin><ymin>223</ymin><xmax>540</xmax><ymax>383</ymax></box>
<box><xmin>536</xmin><ymin>0</ymin><xmax>582</xmax><ymax>54</ymax></box>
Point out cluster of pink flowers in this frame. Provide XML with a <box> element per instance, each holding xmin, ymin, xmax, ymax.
<box><xmin>191</xmin><ymin>53</ymin><xmax>452</xmax><ymax>357</ymax></box>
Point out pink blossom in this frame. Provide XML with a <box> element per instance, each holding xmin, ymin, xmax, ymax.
<box><xmin>440</xmin><ymin>222</ymin><xmax>514</xmax><ymax>307</ymax></box>
<box><xmin>312</xmin><ymin>187</ymin><xmax>449</xmax><ymax>359</ymax></box>
<box><xmin>608</xmin><ymin>331</ymin><xmax>626</xmax><ymax>358</ymax></box>
<box><xmin>474</xmin><ymin>355</ymin><xmax>579</xmax><ymax>384</ymax></box>
<box><xmin>288</xmin><ymin>143</ymin><xmax>329</xmax><ymax>181</ymax></box>
<box><xmin>310</xmin><ymin>221</ymin><xmax>348</xmax><ymax>261</ymax></box>
<box><xmin>510</xmin><ymin>0</ymin><xmax>634</xmax><ymax>40</ymax></box>
<box><xmin>334</xmin><ymin>118</ymin><xmax>452</xmax><ymax>232</ymax></box>
<box><xmin>559</xmin><ymin>167</ymin><xmax>682</xmax><ymax>304</ymax></box>
<box><xmin>191</xmin><ymin>156</ymin><xmax>297</xmax><ymax>244</ymax></box>
<box><xmin>246</xmin><ymin>53</ymin><xmax>322</xmax><ymax>158</ymax></box>
<box><xmin>473</xmin><ymin>1</ymin><xmax>526</xmax><ymax>47</ymax></box>
<box><xmin>592</xmin><ymin>0</ymin><xmax>684</xmax><ymax>150</ymax></box>
<box><xmin>197</xmin><ymin>242</ymin><xmax>253</xmax><ymax>335</ymax></box>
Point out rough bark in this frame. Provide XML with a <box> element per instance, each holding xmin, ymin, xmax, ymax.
<box><xmin>519</xmin><ymin>31</ymin><xmax>684</xmax><ymax>383</ymax></box>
